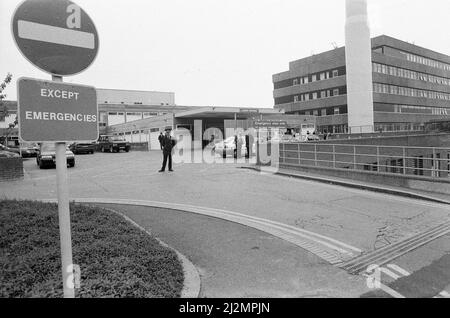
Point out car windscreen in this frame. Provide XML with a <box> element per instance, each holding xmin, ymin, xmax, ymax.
<box><xmin>41</xmin><ymin>144</ymin><xmax>56</xmax><ymax>152</ymax></box>
<box><xmin>224</xmin><ymin>137</ymin><xmax>236</xmax><ymax>143</ymax></box>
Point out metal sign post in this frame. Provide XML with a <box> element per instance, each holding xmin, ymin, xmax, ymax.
<box><xmin>52</xmin><ymin>75</ymin><xmax>74</xmax><ymax>298</ymax></box>
<box><xmin>12</xmin><ymin>0</ymin><xmax>100</xmax><ymax>298</ymax></box>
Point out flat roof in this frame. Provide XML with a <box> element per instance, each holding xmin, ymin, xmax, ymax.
<box><xmin>175</xmin><ymin>107</ymin><xmax>284</xmax><ymax>119</ymax></box>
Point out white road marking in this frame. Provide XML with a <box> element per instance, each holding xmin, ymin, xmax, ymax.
<box><xmin>438</xmin><ymin>291</ymin><xmax>450</xmax><ymax>298</ymax></box>
<box><xmin>387</xmin><ymin>264</ymin><xmax>411</xmax><ymax>276</ymax></box>
<box><xmin>379</xmin><ymin>283</ymin><xmax>406</xmax><ymax>298</ymax></box>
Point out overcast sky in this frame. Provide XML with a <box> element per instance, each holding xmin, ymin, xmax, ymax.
<box><xmin>1</xmin><ymin>0</ymin><xmax>449</xmax><ymax>107</ymax></box>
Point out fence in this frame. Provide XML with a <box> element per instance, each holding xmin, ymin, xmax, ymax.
<box><xmin>280</xmin><ymin>142</ymin><xmax>450</xmax><ymax>179</ymax></box>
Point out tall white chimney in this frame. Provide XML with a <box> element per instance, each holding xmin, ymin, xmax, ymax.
<box><xmin>345</xmin><ymin>0</ymin><xmax>374</xmax><ymax>133</ymax></box>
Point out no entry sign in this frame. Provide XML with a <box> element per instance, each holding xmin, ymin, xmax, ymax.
<box><xmin>17</xmin><ymin>77</ymin><xmax>98</xmax><ymax>142</ymax></box>
<box><xmin>11</xmin><ymin>0</ymin><xmax>99</xmax><ymax>76</ymax></box>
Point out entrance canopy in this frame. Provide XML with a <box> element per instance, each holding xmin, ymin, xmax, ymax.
<box><xmin>174</xmin><ymin>107</ymin><xmax>283</xmax><ymax>120</ymax></box>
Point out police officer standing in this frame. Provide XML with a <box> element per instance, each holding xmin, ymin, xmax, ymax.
<box><xmin>159</xmin><ymin>129</ymin><xmax>176</xmax><ymax>172</ymax></box>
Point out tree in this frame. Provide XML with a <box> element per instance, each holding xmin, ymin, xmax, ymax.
<box><xmin>0</xmin><ymin>73</ymin><xmax>13</xmax><ymax>122</ymax></box>
<box><xmin>0</xmin><ymin>73</ymin><xmax>17</xmax><ymax>144</ymax></box>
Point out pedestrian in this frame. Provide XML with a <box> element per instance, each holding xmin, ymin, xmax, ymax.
<box><xmin>158</xmin><ymin>132</ymin><xmax>164</xmax><ymax>150</ymax></box>
<box><xmin>159</xmin><ymin>129</ymin><xmax>176</xmax><ymax>172</ymax></box>
<box><xmin>245</xmin><ymin>134</ymin><xmax>250</xmax><ymax>158</ymax></box>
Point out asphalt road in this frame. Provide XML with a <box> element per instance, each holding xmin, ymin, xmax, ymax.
<box><xmin>96</xmin><ymin>203</ymin><xmax>368</xmax><ymax>298</ymax></box>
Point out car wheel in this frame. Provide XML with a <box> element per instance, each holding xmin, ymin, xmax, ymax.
<box><xmin>125</xmin><ymin>148</ymin><xmax>129</xmax><ymax>153</ymax></box>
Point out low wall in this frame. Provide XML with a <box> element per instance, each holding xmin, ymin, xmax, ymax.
<box><xmin>279</xmin><ymin>163</ymin><xmax>450</xmax><ymax>196</ymax></box>
<box><xmin>0</xmin><ymin>158</ymin><xmax>24</xmax><ymax>181</ymax></box>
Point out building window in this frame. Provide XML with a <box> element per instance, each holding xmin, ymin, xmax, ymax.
<box><xmin>305</xmin><ymin>111</ymin><xmax>311</xmax><ymax>115</ymax></box>
<box><xmin>293</xmin><ymin>78</ymin><xmax>298</xmax><ymax>86</ymax></box>
<box><xmin>294</xmin><ymin>95</ymin><xmax>299</xmax><ymax>102</ymax></box>
<box><xmin>311</xmin><ymin>74</ymin><xmax>317</xmax><ymax>82</ymax></box>
<box><xmin>321</xmin><ymin>109</ymin><xmax>327</xmax><ymax>116</ymax></box>
<box><xmin>332</xmin><ymin>70</ymin><xmax>339</xmax><ymax>77</ymax></box>
<box><xmin>334</xmin><ymin>107</ymin><xmax>340</xmax><ymax>115</ymax></box>
<box><xmin>312</xmin><ymin>92</ymin><xmax>318</xmax><ymax>100</ymax></box>
<box><xmin>313</xmin><ymin>110</ymin><xmax>319</xmax><ymax>116</ymax></box>
<box><xmin>333</xmin><ymin>89</ymin><xmax>339</xmax><ymax>96</ymax></box>
<box><xmin>320</xmin><ymin>73</ymin><xmax>326</xmax><ymax>81</ymax></box>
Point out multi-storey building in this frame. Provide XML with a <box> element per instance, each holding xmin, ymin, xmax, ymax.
<box><xmin>273</xmin><ymin>35</ymin><xmax>450</xmax><ymax>134</ymax></box>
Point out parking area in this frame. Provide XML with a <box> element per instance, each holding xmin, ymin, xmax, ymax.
<box><xmin>3</xmin><ymin>149</ymin><xmax>448</xmax><ymax>255</ymax></box>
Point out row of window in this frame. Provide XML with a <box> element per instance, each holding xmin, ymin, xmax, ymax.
<box><xmin>293</xmin><ymin>88</ymin><xmax>342</xmax><ymax>103</ymax></box>
<box><xmin>292</xmin><ymin>69</ymin><xmax>340</xmax><ymax>86</ymax></box>
<box><xmin>304</xmin><ymin>107</ymin><xmax>342</xmax><ymax>116</ymax></box>
<box><xmin>374</xmin><ymin>104</ymin><xmax>449</xmax><ymax>115</ymax></box>
<box><xmin>373</xmin><ymin>83</ymin><xmax>450</xmax><ymax>100</ymax></box>
<box><xmin>103</xmin><ymin>101</ymin><xmax>171</xmax><ymax>106</ymax></box>
<box><xmin>393</xmin><ymin>105</ymin><xmax>448</xmax><ymax>115</ymax></box>
<box><xmin>107</xmin><ymin>111</ymin><xmax>166</xmax><ymax>117</ymax></box>
<box><xmin>400</xmin><ymin>51</ymin><xmax>450</xmax><ymax>71</ymax></box>
<box><xmin>374</xmin><ymin>123</ymin><xmax>425</xmax><ymax>132</ymax></box>
<box><xmin>372</xmin><ymin>62</ymin><xmax>450</xmax><ymax>86</ymax></box>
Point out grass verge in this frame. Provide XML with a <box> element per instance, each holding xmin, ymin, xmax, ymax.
<box><xmin>0</xmin><ymin>199</ymin><xmax>184</xmax><ymax>298</ymax></box>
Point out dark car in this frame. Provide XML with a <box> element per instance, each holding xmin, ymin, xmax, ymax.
<box><xmin>98</xmin><ymin>135</ymin><xmax>130</xmax><ymax>153</ymax></box>
<box><xmin>20</xmin><ymin>143</ymin><xmax>39</xmax><ymax>158</ymax></box>
<box><xmin>69</xmin><ymin>142</ymin><xmax>95</xmax><ymax>154</ymax></box>
<box><xmin>36</xmin><ymin>143</ymin><xmax>75</xmax><ymax>169</ymax></box>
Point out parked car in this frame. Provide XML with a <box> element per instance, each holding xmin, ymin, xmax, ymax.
<box><xmin>98</xmin><ymin>135</ymin><xmax>130</xmax><ymax>153</ymax></box>
<box><xmin>69</xmin><ymin>142</ymin><xmax>95</xmax><ymax>154</ymax></box>
<box><xmin>20</xmin><ymin>143</ymin><xmax>39</xmax><ymax>158</ymax></box>
<box><xmin>214</xmin><ymin>136</ymin><xmax>246</xmax><ymax>158</ymax></box>
<box><xmin>306</xmin><ymin>134</ymin><xmax>320</xmax><ymax>141</ymax></box>
<box><xmin>0</xmin><ymin>143</ymin><xmax>20</xmax><ymax>155</ymax></box>
<box><xmin>0</xmin><ymin>148</ymin><xmax>21</xmax><ymax>158</ymax></box>
<box><xmin>36</xmin><ymin>143</ymin><xmax>75</xmax><ymax>169</ymax></box>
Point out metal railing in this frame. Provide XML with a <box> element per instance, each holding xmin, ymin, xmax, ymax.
<box><xmin>279</xmin><ymin>143</ymin><xmax>450</xmax><ymax>179</ymax></box>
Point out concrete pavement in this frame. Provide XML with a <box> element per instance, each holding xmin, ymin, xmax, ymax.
<box><xmin>96</xmin><ymin>203</ymin><xmax>369</xmax><ymax>297</ymax></box>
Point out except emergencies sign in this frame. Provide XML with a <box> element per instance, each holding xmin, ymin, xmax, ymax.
<box><xmin>17</xmin><ymin>77</ymin><xmax>98</xmax><ymax>142</ymax></box>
